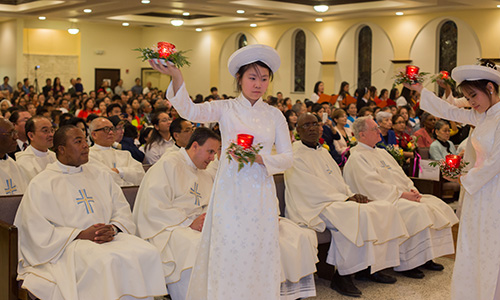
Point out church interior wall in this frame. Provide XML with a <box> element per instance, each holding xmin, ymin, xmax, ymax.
<box><xmin>4</xmin><ymin>8</ymin><xmax>500</xmax><ymax>98</ymax></box>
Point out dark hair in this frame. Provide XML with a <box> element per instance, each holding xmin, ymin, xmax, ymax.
<box><xmin>9</xmin><ymin>109</ymin><xmax>27</xmax><ymax>124</ymax></box>
<box><xmin>311</xmin><ymin>103</ymin><xmax>324</xmax><ymax>114</ymax></box>
<box><xmin>313</xmin><ymin>81</ymin><xmax>323</xmax><ymax>95</ymax></box>
<box><xmin>235</xmin><ymin>61</ymin><xmax>274</xmax><ymax>92</ymax></box>
<box><xmin>194</xmin><ymin>94</ymin><xmax>204</xmax><ymax>103</ymax></box>
<box><xmin>391</xmin><ymin>113</ymin><xmax>404</xmax><ymax>125</ymax></box>
<box><xmin>169</xmin><ymin>117</ymin><xmax>187</xmax><ymax>142</ymax></box>
<box><xmin>53</xmin><ymin>125</ymin><xmax>78</xmax><ymax>156</ymax></box>
<box><xmin>25</xmin><ymin>116</ymin><xmax>49</xmax><ymax>143</ymax></box>
<box><xmin>338</xmin><ymin>81</ymin><xmax>350</xmax><ymax>97</ymax></box>
<box><xmin>3</xmin><ymin>76</ymin><xmax>8</xmax><ymax>80</ymax></box>
<box><xmin>210</xmin><ymin>87</ymin><xmax>218</xmax><ymax>92</ymax></box>
<box><xmin>284</xmin><ymin>109</ymin><xmax>297</xmax><ymax>130</ymax></box>
<box><xmin>139</xmin><ymin>126</ymin><xmax>153</xmax><ymax>145</ymax></box>
<box><xmin>123</xmin><ymin>121</ymin><xmax>138</xmax><ymax>139</ymax></box>
<box><xmin>86</xmin><ymin>114</ymin><xmax>99</xmax><ymax>123</ymax></box>
<box><xmin>185</xmin><ymin>127</ymin><xmax>221</xmax><ymax>150</ymax></box>
<box><xmin>389</xmin><ymin>88</ymin><xmax>399</xmax><ymax>100</ymax></box>
<box><xmin>23</xmin><ymin>78</ymin><xmax>28</xmax><ymax>84</ymax></box>
<box><xmin>458</xmin><ymin>80</ymin><xmax>499</xmax><ymax>101</ymax></box>
<box><xmin>145</xmin><ymin>111</ymin><xmax>170</xmax><ymax>151</ymax></box>
<box><xmin>378</xmin><ymin>88</ymin><xmax>388</xmax><ymax>99</ymax></box>
<box><xmin>83</xmin><ymin>98</ymin><xmax>95</xmax><ymax>111</ymax></box>
<box><xmin>106</xmin><ymin>103</ymin><xmax>122</xmax><ymax>116</ymax></box>
<box><xmin>268</xmin><ymin>96</ymin><xmax>278</xmax><ymax>106</ymax></box>
<box><xmin>355</xmin><ymin>87</ymin><xmax>368</xmax><ymax>102</ymax></box>
<box><xmin>369</xmin><ymin>86</ymin><xmax>377</xmax><ymax>98</ymax></box>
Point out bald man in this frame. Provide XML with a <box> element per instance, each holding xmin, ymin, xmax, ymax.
<box><xmin>0</xmin><ymin>118</ymin><xmax>26</xmax><ymax>195</ymax></box>
<box><xmin>89</xmin><ymin>117</ymin><xmax>145</xmax><ymax>186</ymax></box>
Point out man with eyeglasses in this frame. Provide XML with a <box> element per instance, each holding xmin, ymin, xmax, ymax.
<box><xmin>89</xmin><ymin>117</ymin><xmax>144</xmax><ymax>186</ymax></box>
<box><xmin>16</xmin><ymin>116</ymin><xmax>57</xmax><ymax>183</ymax></box>
<box><xmin>8</xmin><ymin>109</ymin><xmax>31</xmax><ymax>159</ymax></box>
<box><xmin>284</xmin><ymin>113</ymin><xmax>409</xmax><ymax>297</ymax></box>
<box><xmin>0</xmin><ymin>118</ymin><xmax>27</xmax><ymax>195</ymax></box>
<box><xmin>344</xmin><ymin>116</ymin><xmax>458</xmax><ymax>279</ymax></box>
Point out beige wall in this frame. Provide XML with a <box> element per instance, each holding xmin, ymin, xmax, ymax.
<box><xmin>4</xmin><ymin>7</ymin><xmax>500</xmax><ymax>99</ymax></box>
<box><xmin>0</xmin><ymin>19</ymin><xmax>18</xmax><ymax>83</ymax></box>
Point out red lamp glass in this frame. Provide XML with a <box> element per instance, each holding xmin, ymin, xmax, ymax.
<box><xmin>237</xmin><ymin>134</ymin><xmax>254</xmax><ymax>149</ymax></box>
<box><xmin>440</xmin><ymin>70</ymin><xmax>449</xmax><ymax>79</ymax></box>
<box><xmin>406</xmin><ymin>65</ymin><xmax>420</xmax><ymax>80</ymax></box>
<box><xmin>445</xmin><ymin>154</ymin><xmax>461</xmax><ymax>169</ymax></box>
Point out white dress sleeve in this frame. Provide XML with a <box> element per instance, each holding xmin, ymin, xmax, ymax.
<box><xmin>166</xmin><ymin>82</ymin><xmax>225</xmax><ymax>123</ymax></box>
<box><xmin>420</xmin><ymin>88</ymin><xmax>479</xmax><ymax>126</ymax></box>
<box><xmin>260</xmin><ymin>110</ymin><xmax>293</xmax><ymax>176</ymax></box>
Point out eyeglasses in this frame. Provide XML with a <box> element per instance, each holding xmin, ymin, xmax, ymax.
<box><xmin>0</xmin><ymin>129</ymin><xmax>18</xmax><ymax>138</ymax></box>
<box><xmin>299</xmin><ymin>122</ymin><xmax>320</xmax><ymax>129</ymax></box>
<box><xmin>94</xmin><ymin>126</ymin><xmax>115</xmax><ymax>134</ymax></box>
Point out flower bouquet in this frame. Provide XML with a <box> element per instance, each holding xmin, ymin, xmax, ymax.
<box><xmin>393</xmin><ymin>65</ymin><xmax>429</xmax><ymax>87</ymax></box>
<box><xmin>378</xmin><ymin>143</ymin><xmax>404</xmax><ymax>166</ymax></box>
<box><xmin>134</xmin><ymin>42</ymin><xmax>190</xmax><ymax>68</ymax></box>
<box><xmin>428</xmin><ymin>154</ymin><xmax>469</xmax><ymax>179</ymax></box>
<box><xmin>431</xmin><ymin>70</ymin><xmax>456</xmax><ymax>86</ymax></box>
<box><xmin>319</xmin><ymin>138</ymin><xmax>330</xmax><ymax>151</ymax></box>
<box><xmin>405</xmin><ymin>135</ymin><xmax>418</xmax><ymax>152</ymax></box>
<box><xmin>226</xmin><ymin>134</ymin><xmax>263</xmax><ymax>172</ymax></box>
<box><xmin>347</xmin><ymin>136</ymin><xmax>357</xmax><ymax>147</ymax></box>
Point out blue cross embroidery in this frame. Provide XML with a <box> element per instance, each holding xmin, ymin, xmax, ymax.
<box><xmin>4</xmin><ymin>179</ymin><xmax>17</xmax><ymax>195</ymax></box>
<box><xmin>190</xmin><ymin>182</ymin><xmax>202</xmax><ymax>206</ymax></box>
<box><xmin>380</xmin><ymin>160</ymin><xmax>392</xmax><ymax>170</ymax></box>
<box><xmin>76</xmin><ymin>189</ymin><xmax>95</xmax><ymax>214</ymax></box>
<box><xmin>326</xmin><ymin>165</ymin><xmax>333</xmax><ymax>175</ymax></box>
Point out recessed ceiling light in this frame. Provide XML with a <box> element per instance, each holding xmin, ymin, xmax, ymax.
<box><xmin>497</xmin><ymin>4</ymin><xmax>500</xmax><ymax>8</ymax></box>
<box><xmin>396</xmin><ymin>12</ymin><xmax>404</xmax><ymax>15</ymax></box>
<box><xmin>196</xmin><ymin>28</ymin><xmax>202</xmax><ymax>32</ymax></box>
<box><xmin>68</xmin><ymin>28</ymin><xmax>79</xmax><ymax>35</ymax></box>
<box><xmin>38</xmin><ymin>16</ymin><xmax>46</xmax><ymax>20</ymax></box>
<box><xmin>83</xmin><ymin>9</ymin><xmax>92</xmax><ymax>13</ymax></box>
<box><xmin>171</xmin><ymin>19</ymin><xmax>184</xmax><ymax>26</ymax></box>
<box><xmin>183</xmin><ymin>12</ymin><xmax>190</xmax><ymax>16</ymax></box>
<box><xmin>141</xmin><ymin>0</ymin><xmax>150</xmax><ymax>4</ymax></box>
<box><xmin>237</xmin><ymin>10</ymin><xmax>245</xmax><ymax>14</ymax></box>
<box><xmin>315</xmin><ymin>18</ymin><xmax>323</xmax><ymax>22</ymax></box>
<box><xmin>122</xmin><ymin>22</ymin><xmax>130</xmax><ymax>26</ymax></box>
<box><xmin>250</xmin><ymin>23</ymin><xmax>257</xmax><ymax>27</ymax></box>
<box><xmin>313</xmin><ymin>5</ymin><xmax>329</xmax><ymax>13</ymax></box>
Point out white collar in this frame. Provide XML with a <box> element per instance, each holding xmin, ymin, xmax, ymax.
<box><xmin>95</xmin><ymin>144</ymin><xmax>112</xmax><ymax>150</ymax></box>
<box><xmin>56</xmin><ymin>160</ymin><xmax>83</xmax><ymax>174</ymax></box>
<box><xmin>31</xmin><ymin>145</ymin><xmax>49</xmax><ymax>157</ymax></box>
<box><xmin>180</xmin><ymin>147</ymin><xmax>198</xmax><ymax>170</ymax></box>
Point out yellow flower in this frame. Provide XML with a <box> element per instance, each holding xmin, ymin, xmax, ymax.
<box><xmin>407</xmin><ymin>142</ymin><xmax>413</xmax><ymax>148</ymax></box>
<box><xmin>322</xmin><ymin>144</ymin><xmax>330</xmax><ymax>151</ymax></box>
<box><xmin>350</xmin><ymin>136</ymin><xmax>357</xmax><ymax>142</ymax></box>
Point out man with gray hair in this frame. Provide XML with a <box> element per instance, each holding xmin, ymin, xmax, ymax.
<box><xmin>344</xmin><ymin>116</ymin><xmax>459</xmax><ymax>279</ymax></box>
<box><xmin>89</xmin><ymin>117</ymin><xmax>144</xmax><ymax>186</ymax></box>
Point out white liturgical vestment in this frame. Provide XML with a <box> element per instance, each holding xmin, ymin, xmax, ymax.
<box><xmin>167</xmin><ymin>82</ymin><xmax>293</xmax><ymax>300</ymax></box>
<box><xmin>14</xmin><ymin>161</ymin><xmax>166</xmax><ymax>300</ymax></box>
<box><xmin>89</xmin><ymin>144</ymin><xmax>145</xmax><ymax>186</ymax></box>
<box><xmin>344</xmin><ymin>142</ymin><xmax>458</xmax><ymax>271</ymax></box>
<box><xmin>0</xmin><ymin>154</ymin><xmax>26</xmax><ymax>195</ymax></box>
<box><xmin>15</xmin><ymin>145</ymin><xmax>56</xmax><ymax>183</ymax></box>
<box><xmin>420</xmin><ymin>88</ymin><xmax>500</xmax><ymax>300</ymax></box>
<box><xmin>134</xmin><ymin>148</ymin><xmax>213</xmax><ymax>286</ymax></box>
<box><xmin>284</xmin><ymin>141</ymin><xmax>408</xmax><ymax>275</ymax></box>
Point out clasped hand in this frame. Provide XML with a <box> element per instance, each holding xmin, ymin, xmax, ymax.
<box><xmin>77</xmin><ymin>223</ymin><xmax>116</xmax><ymax>244</ymax></box>
<box><xmin>190</xmin><ymin>213</ymin><xmax>207</xmax><ymax>232</ymax></box>
<box><xmin>401</xmin><ymin>189</ymin><xmax>422</xmax><ymax>202</ymax></box>
<box><xmin>348</xmin><ymin>194</ymin><xmax>371</xmax><ymax>203</ymax></box>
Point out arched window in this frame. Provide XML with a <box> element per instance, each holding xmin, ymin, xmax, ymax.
<box><xmin>438</xmin><ymin>20</ymin><xmax>457</xmax><ymax>95</ymax></box>
<box><xmin>294</xmin><ymin>30</ymin><xmax>306</xmax><ymax>92</ymax></box>
<box><xmin>357</xmin><ymin>26</ymin><xmax>372</xmax><ymax>89</ymax></box>
<box><xmin>238</xmin><ymin>34</ymin><xmax>248</xmax><ymax>49</ymax></box>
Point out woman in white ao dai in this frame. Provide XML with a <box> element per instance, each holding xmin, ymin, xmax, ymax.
<box><xmin>150</xmin><ymin>44</ymin><xmax>292</xmax><ymax>300</ymax></box>
<box><xmin>409</xmin><ymin>63</ymin><xmax>500</xmax><ymax>300</ymax></box>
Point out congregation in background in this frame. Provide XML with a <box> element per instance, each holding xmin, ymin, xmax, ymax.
<box><xmin>0</xmin><ymin>64</ymin><xmax>467</xmax><ymax>299</ymax></box>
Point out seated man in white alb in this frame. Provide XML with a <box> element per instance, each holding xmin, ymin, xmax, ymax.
<box><xmin>285</xmin><ymin>113</ymin><xmax>409</xmax><ymax>298</ymax></box>
<box><xmin>14</xmin><ymin>125</ymin><xmax>167</xmax><ymax>300</ymax></box>
<box><xmin>161</xmin><ymin>117</ymin><xmax>193</xmax><ymax>157</ymax></box>
<box><xmin>89</xmin><ymin>117</ymin><xmax>145</xmax><ymax>186</ymax></box>
<box><xmin>343</xmin><ymin>116</ymin><xmax>459</xmax><ymax>278</ymax></box>
<box><xmin>134</xmin><ymin>128</ymin><xmax>318</xmax><ymax>300</ymax></box>
<box><xmin>16</xmin><ymin>116</ymin><xmax>56</xmax><ymax>182</ymax></box>
<box><xmin>0</xmin><ymin>118</ymin><xmax>27</xmax><ymax>195</ymax></box>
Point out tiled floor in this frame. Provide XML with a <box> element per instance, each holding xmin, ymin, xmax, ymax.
<box><xmin>311</xmin><ymin>256</ymin><xmax>454</xmax><ymax>300</ymax></box>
